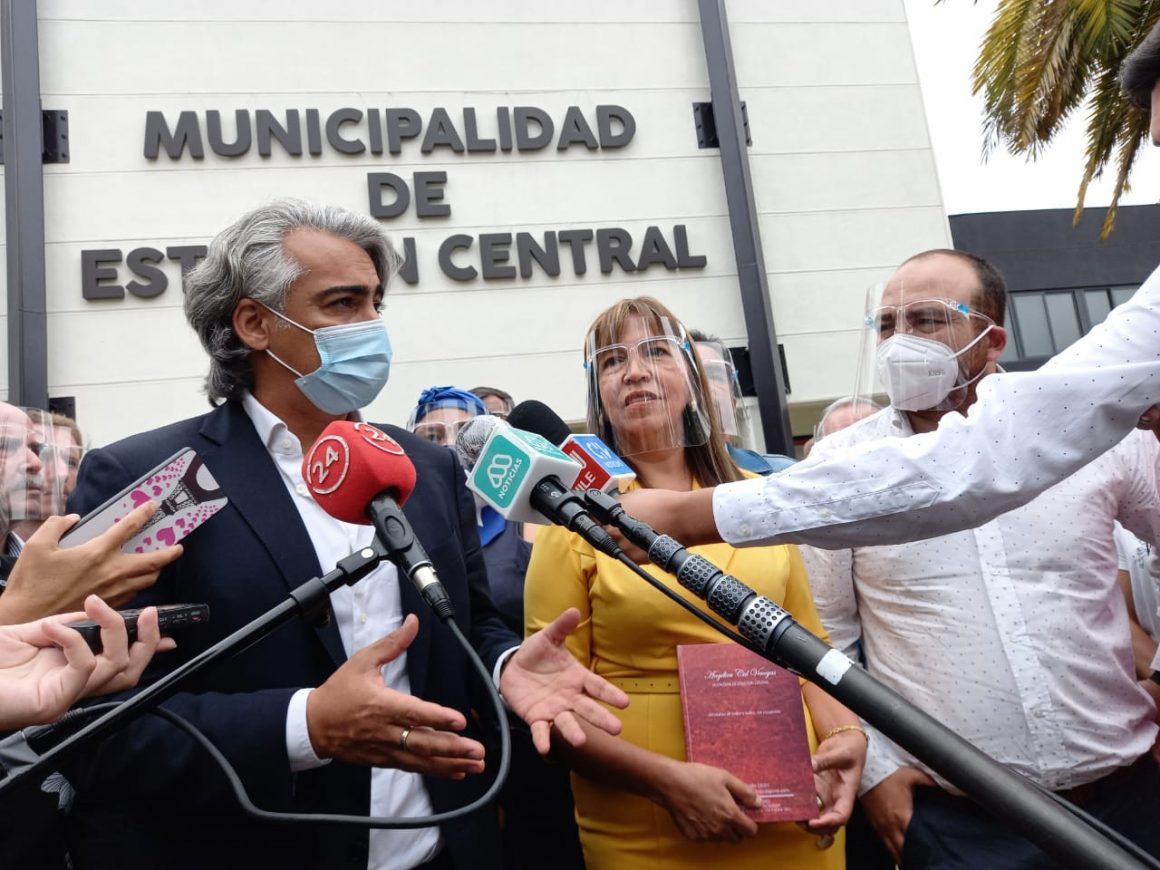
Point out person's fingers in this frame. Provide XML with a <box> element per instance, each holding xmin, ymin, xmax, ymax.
<box><xmin>568</xmin><ymin>693</ymin><xmax>627</xmax><ymax>734</ymax></box>
<box><xmin>113</xmin><ymin>544</ymin><xmax>183</xmax><ymax>575</ymax></box>
<box><xmin>383</xmin><ymin>692</ymin><xmax>469</xmax><ymax>733</ymax></box>
<box><xmin>87</xmin><ymin>595</ymin><xmax>131</xmax><ymax>673</ymax></box>
<box><xmin>547</xmin><ymin>710</ymin><xmax>588</xmax><ymax>748</ymax></box>
<box><xmin>361</xmin><ymin>614</ymin><xmax>420</xmax><ymax>669</ymax></box>
<box><xmin>582</xmin><ymin>670</ymin><xmax>630</xmax><ymax>710</ymax></box>
<box><xmin>100</xmin><ymin>501</ymin><xmax>161</xmax><ymax>549</ymax></box>
<box><xmin>121</xmin><ymin>606</ymin><xmax>163</xmax><ymax>684</ymax></box>
<box><xmin>530</xmin><ymin>719</ymin><xmax>552</xmax><ymax>755</ymax></box>
<box><xmin>538</xmin><ymin>607</ymin><xmax>581</xmax><ymax>647</ymax></box>
<box><xmin>25</xmin><ymin>514</ymin><xmax>80</xmax><ymax>548</ymax></box>
<box><xmin>724</xmin><ymin>773</ymin><xmax>762</xmax><ymax>810</ymax></box>
<box><xmin>39</xmin><ymin>619</ymin><xmax>98</xmax><ymax>709</ymax></box>
<box><xmin>398</xmin><ymin>727</ymin><xmax>485</xmax><ymax>764</ymax></box>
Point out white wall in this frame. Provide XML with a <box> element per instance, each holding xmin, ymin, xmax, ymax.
<box><xmin>17</xmin><ymin>0</ymin><xmax>947</xmax><ymax>447</ymax></box>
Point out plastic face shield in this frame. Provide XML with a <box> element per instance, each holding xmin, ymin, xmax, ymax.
<box><xmin>0</xmin><ymin>407</ymin><xmax>79</xmax><ymax>526</ymax></box>
<box><xmin>409</xmin><ymin>414</ymin><xmax>474</xmax><ymax>447</ymax></box>
<box><xmin>584</xmin><ymin>314</ymin><xmax>711</xmax><ymax>459</ymax></box>
<box><xmin>854</xmin><ymin>281</ymin><xmax>995</xmax><ymax>414</ymax></box>
<box><xmin>694</xmin><ymin>339</ymin><xmax>745</xmax><ymax>441</ymax></box>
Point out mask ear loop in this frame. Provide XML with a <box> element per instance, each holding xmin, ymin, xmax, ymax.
<box><xmin>940</xmin><ymin>322</ymin><xmax>997</xmax><ymax>404</ymax></box>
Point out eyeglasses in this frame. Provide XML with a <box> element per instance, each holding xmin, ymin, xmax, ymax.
<box><xmin>865</xmin><ymin>298</ymin><xmax>991</xmax><ymax>340</ymax></box>
<box><xmin>412</xmin><ymin>419</ymin><xmax>471</xmax><ymax>445</ymax></box>
<box><xmin>586</xmin><ymin>336</ymin><xmax>690</xmax><ymax>377</ymax></box>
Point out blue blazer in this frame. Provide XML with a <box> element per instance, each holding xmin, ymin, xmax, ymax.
<box><xmin>65</xmin><ymin>400</ymin><xmax>516</xmax><ymax>870</ymax></box>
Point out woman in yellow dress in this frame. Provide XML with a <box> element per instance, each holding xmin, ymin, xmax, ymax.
<box><xmin>524</xmin><ymin>297</ymin><xmax>865</xmax><ymax>869</ymax></box>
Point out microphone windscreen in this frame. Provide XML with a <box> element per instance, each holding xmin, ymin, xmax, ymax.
<box><xmin>302</xmin><ymin>421</ymin><xmax>417</xmax><ymax>524</ymax></box>
<box><xmin>507</xmin><ymin>400</ymin><xmax>572</xmax><ymax>447</ymax></box>
<box><xmin>454</xmin><ymin>414</ymin><xmax>500</xmax><ymax>472</ymax></box>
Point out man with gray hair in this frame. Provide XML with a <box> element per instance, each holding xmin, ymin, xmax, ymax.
<box><xmin>65</xmin><ymin>199</ymin><xmax>627</xmax><ymax>870</ymax></box>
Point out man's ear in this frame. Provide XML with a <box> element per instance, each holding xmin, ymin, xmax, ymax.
<box><xmin>985</xmin><ymin>325</ymin><xmax>1008</xmax><ymax>363</ymax></box>
<box><xmin>233</xmin><ymin>298</ymin><xmax>272</xmax><ymax>351</ymax></box>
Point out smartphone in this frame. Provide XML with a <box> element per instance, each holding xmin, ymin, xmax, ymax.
<box><xmin>65</xmin><ymin>603</ymin><xmax>210</xmax><ymax>653</ymax></box>
<box><xmin>60</xmin><ymin>449</ymin><xmax>228</xmax><ymax>553</ymax></box>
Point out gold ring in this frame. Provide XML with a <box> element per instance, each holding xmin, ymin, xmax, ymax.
<box><xmin>399</xmin><ymin>727</ymin><xmax>412</xmax><ymax>751</ymax></box>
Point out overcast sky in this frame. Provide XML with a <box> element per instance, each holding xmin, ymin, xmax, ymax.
<box><xmin>904</xmin><ymin>0</ymin><xmax>1160</xmax><ymax>215</ymax></box>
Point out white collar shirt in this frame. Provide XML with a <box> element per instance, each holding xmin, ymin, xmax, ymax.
<box><xmin>1115</xmin><ymin>522</ymin><xmax>1160</xmax><ymax>643</ymax></box>
<box><xmin>714</xmin><ymin>262</ymin><xmax>1160</xmax><ymax>550</ymax></box>
<box><xmin>241</xmin><ymin>394</ymin><xmax>440</xmax><ymax>870</ymax></box>
<box><xmin>801</xmin><ymin>407</ymin><xmax>1160</xmax><ymax>794</ymax></box>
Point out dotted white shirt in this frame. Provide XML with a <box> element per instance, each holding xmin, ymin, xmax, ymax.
<box><xmin>714</xmin><ymin>262</ymin><xmax>1160</xmax><ymax>550</ymax></box>
<box><xmin>801</xmin><ymin>407</ymin><xmax>1159</xmax><ymax>794</ymax></box>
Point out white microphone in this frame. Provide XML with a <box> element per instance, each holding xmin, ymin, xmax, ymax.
<box><xmin>505</xmin><ymin>400</ymin><xmax>635</xmax><ymax>494</ymax></box>
<box><xmin>462</xmin><ymin>420</ymin><xmax>582</xmax><ymax>525</ymax></box>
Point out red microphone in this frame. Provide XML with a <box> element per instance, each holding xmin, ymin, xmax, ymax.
<box><xmin>302</xmin><ymin>421</ymin><xmax>417</xmax><ymax>522</ymax></box>
<box><xmin>302</xmin><ymin>421</ymin><xmax>452</xmax><ymax>619</ymax></box>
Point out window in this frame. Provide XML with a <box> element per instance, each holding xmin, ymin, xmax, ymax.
<box><xmin>1000</xmin><ymin>285</ymin><xmax>1138</xmax><ymax>368</ymax></box>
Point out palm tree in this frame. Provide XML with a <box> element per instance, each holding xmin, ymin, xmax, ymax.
<box><xmin>970</xmin><ymin>0</ymin><xmax>1160</xmax><ymax>236</ymax></box>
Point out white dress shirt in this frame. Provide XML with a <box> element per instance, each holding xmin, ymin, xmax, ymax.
<box><xmin>801</xmin><ymin>407</ymin><xmax>1160</xmax><ymax>794</ymax></box>
<box><xmin>714</xmin><ymin>262</ymin><xmax>1160</xmax><ymax>550</ymax></box>
<box><xmin>242</xmin><ymin>394</ymin><xmax>440</xmax><ymax>870</ymax></box>
<box><xmin>1115</xmin><ymin>522</ymin><xmax>1160</xmax><ymax>643</ymax></box>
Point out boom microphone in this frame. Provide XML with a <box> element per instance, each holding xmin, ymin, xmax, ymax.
<box><xmin>303</xmin><ymin>421</ymin><xmax>453</xmax><ymax>619</ymax></box>
<box><xmin>506</xmin><ymin>400</ymin><xmax>635</xmax><ymax>494</ymax></box>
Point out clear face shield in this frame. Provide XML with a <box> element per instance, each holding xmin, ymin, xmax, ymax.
<box><xmin>853</xmin><ymin>281</ymin><xmax>997</xmax><ymax>415</ymax></box>
<box><xmin>0</xmin><ymin>407</ymin><xmax>80</xmax><ymax>528</ymax></box>
<box><xmin>37</xmin><ymin>416</ymin><xmax>83</xmax><ymax>519</ymax></box>
<box><xmin>407</xmin><ymin>387</ymin><xmax>488</xmax><ymax>447</ymax></box>
<box><xmin>584</xmin><ymin>313</ymin><xmax>711</xmax><ymax>459</ymax></box>
<box><xmin>693</xmin><ymin>339</ymin><xmax>748</xmax><ymax>443</ymax></box>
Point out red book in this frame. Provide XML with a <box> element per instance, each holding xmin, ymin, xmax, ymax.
<box><xmin>677</xmin><ymin>642</ymin><xmax>818</xmax><ymax>823</ymax></box>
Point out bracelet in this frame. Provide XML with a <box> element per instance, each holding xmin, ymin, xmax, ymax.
<box><xmin>822</xmin><ymin>724</ymin><xmax>868</xmax><ymax>743</ymax></box>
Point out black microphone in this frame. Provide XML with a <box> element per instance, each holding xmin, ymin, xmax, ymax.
<box><xmin>583</xmin><ymin>489</ymin><xmax>804</xmax><ymax>659</ymax></box>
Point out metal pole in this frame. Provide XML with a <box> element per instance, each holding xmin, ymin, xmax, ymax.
<box><xmin>1</xmin><ymin>0</ymin><xmax>48</xmax><ymax>409</ymax></box>
<box><xmin>696</xmin><ymin>0</ymin><xmax>793</xmax><ymax>454</ymax></box>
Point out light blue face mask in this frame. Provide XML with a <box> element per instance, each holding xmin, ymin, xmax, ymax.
<box><xmin>263</xmin><ymin>307</ymin><xmax>393</xmax><ymax>415</ymax></box>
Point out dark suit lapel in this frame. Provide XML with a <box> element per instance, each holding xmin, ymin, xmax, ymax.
<box><xmin>199</xmin><ymin>402</ymin><xmax>346</xmax><ymax>666</ymax></box>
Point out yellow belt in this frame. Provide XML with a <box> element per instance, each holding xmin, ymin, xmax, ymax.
<box><xmin>607</xmin><ymin>676</ymin><xmax>681</xmax><ymax>694</ymax></box>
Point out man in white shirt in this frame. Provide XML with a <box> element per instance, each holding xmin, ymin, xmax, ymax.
<box><xmin>616</xmin><ymin>28</ymin><xmax>1160</xmax><ymax>553</ymax></box>
<box><xmin>801</xmin><ymin>250</ymin><xmax>1160</xmax><ymax>866</ymax></box>
<box><xmin>64</xmin><ymin>200</ymin><xmax>628</xmax><ymax>870</ymax></box>
<box><xmin>613</xmin><ymin>252</ymin><xmax>1160</xmax><ymax>551</ymax></box>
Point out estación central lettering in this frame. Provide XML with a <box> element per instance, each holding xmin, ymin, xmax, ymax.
<box><xmin>144</xmin><ymin>105</ymin><xmax>636</xmax><ymax>159</ymax></box>
<box><xmin>81</xmin><ymin>103</ymin><xmax>708</xmax><ymax>299</ymax></box>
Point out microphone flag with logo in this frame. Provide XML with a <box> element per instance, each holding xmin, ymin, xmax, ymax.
<box><xmin>302</xmin><ymin>420</ymin><xmax>416</xmax><ymax>523</ymax></box>
<box><xmin>302</xmin><ymin>420</ymin><xmax>455</xmax><ymax>618</ymax></box>
<box><xmin>465</xmin><ymin>420</ymin><xmax>581</xmax><ymax>524</ymax></box>
<box><xmin>507</xmin><ymin>400</ymin><xmax>636</xmax><ymax>494</ymax></box>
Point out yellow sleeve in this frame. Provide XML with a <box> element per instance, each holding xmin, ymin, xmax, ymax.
<box><xmin>523</xmin><ymin>524</ymin><xmax>594</xmax><ymax>666</ymax></box>
<box><xmin>779</xmin><ymin>544</ymin><xmax>832</xmax><ymax>647</ymax></box>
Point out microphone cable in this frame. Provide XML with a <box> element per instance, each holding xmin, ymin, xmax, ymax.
<box><xmin>30</xmin><ymin>613</ymin><xmax>512</xmax><ymax>830</ymax></box>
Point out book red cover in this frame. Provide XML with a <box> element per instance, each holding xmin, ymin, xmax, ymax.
<box><xmin>677</xmin><ymin>642</ymin><xmax>818</xmax><ymax>823</ymax></box>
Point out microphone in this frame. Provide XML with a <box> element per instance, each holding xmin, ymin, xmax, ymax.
<box><xmin>506</xmin><ymin>400</ymin><xmax>636</xmax><ymax>494</ymax></box>
<box><xmin>456</xmin><ymin>417</ymin><xmax>619</xmax><ymax>555</ymax></box>
<box><xmin>302</xmin><ymin>421</ymin><xmax>453</xmax><ymax>620</ymax></box>
<box><xmin>582</xmin><ymin>489</ymin><xmax>801</xmax><ymax>655</ymax></box>
<box><xmin>453</xmin><ymin>414</ymin><xmax>501</xmax><ymax>473</ymax></box>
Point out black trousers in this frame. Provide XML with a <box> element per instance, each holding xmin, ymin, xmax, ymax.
<box><xmin>900</xmin><ymin>755</ymin><xmax>1160</xmax><ymax>869</ymax></box>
